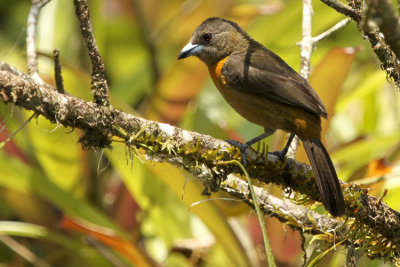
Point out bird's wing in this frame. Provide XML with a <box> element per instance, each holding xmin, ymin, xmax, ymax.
<box><xmin>223</xmin><ymin>47</ymin><xmax>328</xmax><ymax>118</ymax></box>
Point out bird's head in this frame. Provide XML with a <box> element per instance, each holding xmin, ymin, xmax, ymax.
<box><xmin>178</xmin><ymin>17</ymin><xmax>250</xmax><ymax>66</ymax></box>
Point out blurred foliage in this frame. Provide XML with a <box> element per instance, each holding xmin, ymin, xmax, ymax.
<box><xmin>0</xmin><ymin>0</ymin><xmax>399</xmax><ymax>266</ymax></box>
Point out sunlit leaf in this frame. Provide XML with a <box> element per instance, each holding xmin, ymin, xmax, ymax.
<box><xmin>333</xmin><ymin>133</ymin><xmax>400</xmax><ymax>179</ymax></box>
<box><xmin>0</xmin><ymin>149</ymin><xmax>120</xmax><ymax>230</ymax></box>
<box><xmin>61</xmin><ymin>217</ymin><xmax>153</xmax><ymax>267</ymax></box>
<box><xmin>26</xmin><ymin>115</ymin><xmax>82</xmax><ymax>191</ymax></box>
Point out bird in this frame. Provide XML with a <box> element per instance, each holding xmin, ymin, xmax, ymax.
<box><xmin>177</xmin><ymin>17</ymin><xmax>345</xmax><ymax>217</ymax></box>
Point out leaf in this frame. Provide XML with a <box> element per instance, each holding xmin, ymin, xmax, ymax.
<box><xmin>26</xmin><ymin>114</ymin><xmax>82</xmax><ymax>190</ymax></box>
<box><xmin>0</xmin><ymin>149</ymin><xmax>120</xmax><ymax>231</ymax></box>
<box><xmin>335</xmin><ymin>70</ymin><xmax>386</xmax><ymax>113</ymax></box>
<box><xmin>333</xmin><ymin>133</ymin><xmax>400</xmax><ymax>179</ymax></box>
<box><xmin>61</xmin><ymin>217</ymin><xmax>153</xmax><ymax>267</ymax></box>
<box><xmin>0</xmin><ymin>220</ymin><xmax>116</xmax><ymax>266</ymax></box>
<box><xmin>0</xmin><ymin>221</ymin><xmax>78</xmax><ymax>251</ymax></box>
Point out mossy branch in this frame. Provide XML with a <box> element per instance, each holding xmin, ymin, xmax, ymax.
<box><xmin>320</xmin><ymin>0</ymin><xmax>400</xmax><ymax>88</ymax></box>
<box><xmin>0</xmin><ymin>60</ymin><xmax>399</xmax><ymax>262</ymax></box>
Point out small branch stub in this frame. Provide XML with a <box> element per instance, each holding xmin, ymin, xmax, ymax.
<box><xmin>73</xmin><ymin>0</ymin><xmax>110</xmax><ymax>106</ymax></box>
<box><xmin>26</xmin><ymin>0</ymin><xmax>51</xmax><ymax>84</ymax></box>
<box><xmin>53</xmin><ymin>49</ymin><xmax>65</xmax><ymax>94</ymax></box>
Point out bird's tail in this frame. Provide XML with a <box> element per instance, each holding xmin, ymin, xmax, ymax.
<box><xmin>303</xmin><ymin>138</ymin><xmax>345</xmax><ymax>217</ymax></box>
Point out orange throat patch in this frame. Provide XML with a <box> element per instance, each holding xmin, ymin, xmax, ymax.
<box><xmin>209</xmin><ymin>56</ymin><xmax>229</xmax><ymax>87</ymax></box>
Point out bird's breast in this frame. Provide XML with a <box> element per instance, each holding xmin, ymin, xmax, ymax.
<box><xmin>208</xmin><ymin>57</ymin><xmax>278</xmax><ymax>128</ymax></box>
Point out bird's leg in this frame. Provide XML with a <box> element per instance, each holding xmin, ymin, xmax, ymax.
<box><xmin>226</xmin><ymin>132</ymin><xmax>270</xmax><ymax>166</ymax></box>
<box><xmin>272</xmin><ymin>133</ymin><xmax>296</xmax><ymax>160</ymax></box>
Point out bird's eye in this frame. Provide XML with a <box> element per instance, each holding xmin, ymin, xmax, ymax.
<box><xmin>203</xmin><ymin>33</ymin><xmax>212</xmax><ymax>42</ymax></box>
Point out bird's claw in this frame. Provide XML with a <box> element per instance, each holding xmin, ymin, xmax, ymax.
<box><xmin>226</xmin><ymin>139</ymin><xmax>250</xmax><ymax>166</ymax></box>
<box><xmin>271</xmin><ymin>149</ymin><xmax>287</xmax><ymax>162</ymax></box>
<box><xmin>226</xmin><ymin>139</ymin><xmax>249</xmax><ymax>150</ymax></box>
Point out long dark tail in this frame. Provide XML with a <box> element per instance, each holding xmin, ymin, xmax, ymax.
<box><xmin>303</xmin><ymin>138</ymin><xmax>345</xmax><ymax>217</ymax></box>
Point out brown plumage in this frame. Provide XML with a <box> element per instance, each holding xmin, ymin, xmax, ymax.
<box><xmin>178</xmin><ymin>17</ymin><xmax>345</xmax><ymax>217</ymax></box>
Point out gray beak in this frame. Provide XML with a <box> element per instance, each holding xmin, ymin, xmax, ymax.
<box><xmin>178</xmin><ymin>42</ymin><xmax>204</xmax><ymax>59</ymax></box>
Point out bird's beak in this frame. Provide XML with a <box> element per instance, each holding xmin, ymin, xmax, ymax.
<box><xmin>178</xmin><ymin>42</ymin><xmax>204</xmax><ymax>59</ymax></box>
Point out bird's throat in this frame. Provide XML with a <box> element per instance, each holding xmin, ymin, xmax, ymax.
<box><xmin>209</xmin><ymin>56</ymin><xmax>229</xmax><ymax>87</ymax></box>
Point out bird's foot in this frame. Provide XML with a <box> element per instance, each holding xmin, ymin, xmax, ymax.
<box><xmin>271</xmin><ymin>149</ymin><xmax>288</xmax><ymax>162</ymax></box>
<box><xmin>226</xmin><ymin>139</ymin><xmax>250</xmax><ymax>167</ymax></box>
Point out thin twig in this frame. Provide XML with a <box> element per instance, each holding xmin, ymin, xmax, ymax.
<box><xmin>53</xmin><ymin>49</ymin><xmax>65</xmax><ymax>94</ymax></box>
<box><xmin>26</xmin><ymin>0</ymin><xmax>50</xmax><ymax>84</ymax></box>
<box><xmin>300</xmin><ymin>0</ymin><xmax>313</xmax><ymax>79</ymax></box>
<box><xmin>73</xmin><ymin>0</ymin><xmax>110</xmax><ymax>106</ymax></box>
<box><xmin>0</xmin><ymin>234</ymin><xmax>51</xmax><ymax>267</ymax></box>
<box><xmin>312</xmin><ymin>18</ymin><xmax>351</xmax><ymax>44</ymax></box>
<box><xmin>0</xmin><ymin>113</ymin><xmax>36</xmax><ymax>149</ymax></box>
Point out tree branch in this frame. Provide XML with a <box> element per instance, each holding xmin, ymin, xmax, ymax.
<box><xmin>221</xmin><ymin>174</ymin><xmax>346</xmax><ymax>236</ymax></box>
<box><xmin>366</xmin><ymin>0</ymin><xmax>400</xmax><ymax>61</ymax></box>
<box><xmin>320</xmin><ymin>0</ymin><xmax>400</xmax><ymax>88</ymax></box>
<box><xmin>320</xmin><ymin>0</ymin><xmax>361</xmax><ymax>21</ymax></box>
<box><xmin>0</xmin><ymin>60</ymin><xmax>399</xmax><ymax>262</ymax></box>
<box><xmin>73</xmin><ymin>0</ymin><xmax>109</xmax><ymax>106</ymax></box>
<box><xmin>299</xmin><ymin>0</ymin><xmax>313</xmax><ymax>80</ymax></box>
